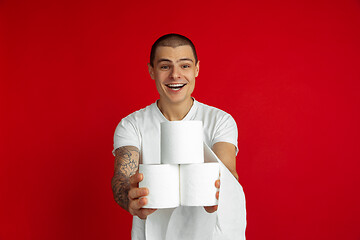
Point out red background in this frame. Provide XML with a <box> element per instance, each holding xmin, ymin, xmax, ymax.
<box><xmin>1</xmin><ymin>0</ymin><xmax>360</xmax><ymax>239</ymax></box>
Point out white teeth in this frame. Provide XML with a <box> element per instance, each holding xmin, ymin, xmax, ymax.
<box><xmin>167</xmin><ymin>84</ymin><xmax>185</xmax><ymax>87</ymax></box>
<box><xmin>166</xmin><ymin>83</ymin><xmax>186</xmax><ymax>91</ymax></box>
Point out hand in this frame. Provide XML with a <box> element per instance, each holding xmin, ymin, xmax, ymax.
<box><xmin>204</xmin><ymin>179</ymin><xmax>220</xmax><ymax>213</ymax></box>
<box><xmin>128</xmin><ymin>172</ymin><xmax>157</xmax><ymax>219</ymax></box>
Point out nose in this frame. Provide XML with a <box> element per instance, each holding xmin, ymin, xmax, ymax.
<box><xmin>170</xmin><ymin>66</ymin><xmax>181</xmax><ymax>79</ymax></box>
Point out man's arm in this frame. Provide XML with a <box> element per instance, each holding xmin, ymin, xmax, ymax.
<box><xmin>111</xmin><ymin>146</ymin><xmax>157</xmax><ymax>219</ymax></box>
<box><xmin>111</xmin><ymin>146</ymin><xmax>139</xmax><ymax>211</ymax></box>
<box><xmin>212</xmin><ymin>142</ymin><xmax>239</xmax><ymax>180</ymax></box>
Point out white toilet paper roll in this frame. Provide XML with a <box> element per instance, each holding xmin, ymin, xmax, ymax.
<box><xmin>180</xmin><ymin>162</ymin><xmax>219</xmax><ymax>206</ymax></box>
<box><xmin>161</xmin><ymin>121</ymin><xmax>204</xmax><ymax>164</ymax></box>
<box><xmin>139</xmin><ymin>164</ymin><xmax>180</xmax><ymax>209</ymax></box>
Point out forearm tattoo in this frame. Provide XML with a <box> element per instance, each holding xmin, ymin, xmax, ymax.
<box><xmin>111</xmin><ymin>146</ymin><xmax>139</xmax><ymax>211</ymax></box>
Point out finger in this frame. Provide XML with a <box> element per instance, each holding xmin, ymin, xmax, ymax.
<box><xmin>129</xmin><ymin>197</ymin><xmax>148</xmax><ymax>211</ymax></box>
<box><xmin>133</xmin><ymin>207</ymin><xmax>147</xmax><ymax>220</ymax></box>
<box><xmin>140</xmin><ymin>208</ymin><xmax>157</xmax><ymax>217</ymax></box>
<box><xmin>135</xmin><ymin>208</ymin><xmax>157</xmax><ymax>220</ymax></box>
<box><xmin>215</xmin><ymin>179</ymin><xmax>220</xmax><ymax>188</ymax></box>
<box><xmin>130</xmin><ymin>173</ymin><xmax>143</xmax><ymax>189</ymax></box>
<box><xmin>128</xmin><ymin>187</ymin><xmax>149</xmax><ymax>199</ymax></box>
<box><xmin>204</xmin><ymin>205</ymin><xmax>218</xmax><ymax>213</ymax></box>
<box><xmin>136</xmin><ymin>212</ymin><xmax>146</xmax><ymax>220</ymax></box>
<box><xmin>216</xmin><ymin>191</ymin><xmax>220</xmax><ymax>200</ymax></box>
<box><xmin>130</xmin><ymin>173</ymin><xmax>143</xmax><ymax>185</ymax></box>
<box><xmin>136</xmin><ymin>211</ymin><xmax>147</xmax><ymax>220</ymax></box>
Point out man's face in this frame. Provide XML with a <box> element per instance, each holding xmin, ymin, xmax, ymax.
<box><xmin>148</xmin><ymin>45</ymin><xmax>199</xmax><ymax>106</ymax></box>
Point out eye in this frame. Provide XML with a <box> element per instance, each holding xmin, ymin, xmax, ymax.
<box><xmin>160</xmin><ymin>65</ymin><xmax>169</xmax><ymax>70</ymax></box>
<box><xmin>182</xmin><ymin>64</ymin><xmax>191</xmax><ymax>69</ymax></box>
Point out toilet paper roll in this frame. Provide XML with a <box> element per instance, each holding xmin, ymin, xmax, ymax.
<box><xmin>180</xmin><ymin>163</ymin><xmax>219</xmax><ymax>206</ymax></box>
<box><xmin>161</xmin><ymin>121</ymin><xmax>204</xmax><ymax>164</ymax></box>
<box><xmin>139</xmin><ymin>164</ymin><xmax>180</xmax><ymax>209</ymax></box>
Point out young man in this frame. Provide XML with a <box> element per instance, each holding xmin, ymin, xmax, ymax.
<box><xmin>112</xmin><ymin>34</ymin><xmax>245</xmax><ymax>239</ymax></box>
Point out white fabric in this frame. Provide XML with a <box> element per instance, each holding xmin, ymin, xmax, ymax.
<box><xmin>113</xmin><ymin>99</ymin><xmax>238</xmax><ymax>160</ymax></box>
<box><xmin>113</xmin><ymin>99</ymin><xmax>246</xmax><ymax>239</ymax></box>
<box><xmin>145</xmin><ymin>144</ymin><xmax>247</xmax><ymax>240</ymax></box>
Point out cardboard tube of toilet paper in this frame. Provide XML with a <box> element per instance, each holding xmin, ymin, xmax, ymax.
<box><xmin>139</xmin><ymin>164</ymin><xmax>180</xmax><ymax>208</ymax></box>
<box><xmin>180</xmin><ymin>163</ymin><xmax>220</xmax><ymax>206</ymax></box>
<box><xmin>161</xmin><ymin>121</ymin><xmax>204</xmax><ymax>164</ymax></box>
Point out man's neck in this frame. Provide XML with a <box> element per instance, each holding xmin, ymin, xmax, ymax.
<box><xmin>157</xmin><ymin>98</ymin><xmax>194</xmax><ymax>121</ymax></box>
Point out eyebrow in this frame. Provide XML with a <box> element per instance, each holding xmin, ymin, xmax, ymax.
<box><xmin>178</xmin><ymin>58</ymin><xmax>194</xmax><ymax>63</ymax></box>
<box><xmin>157</xmin><ymin>58</ymin><xmax>194</xmax><ymax>64</ymax></box>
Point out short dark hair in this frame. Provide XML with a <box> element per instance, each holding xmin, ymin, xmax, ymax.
<box><xmin>149</xmin><ymin>33</ymin><xmax>198</xmax><ymax>67</ymax></box>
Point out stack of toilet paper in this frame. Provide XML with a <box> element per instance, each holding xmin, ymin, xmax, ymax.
<box><xmin>139</xmin><ymin>121</ymin><xmax>220</xmax><ymax>208</ymax></box>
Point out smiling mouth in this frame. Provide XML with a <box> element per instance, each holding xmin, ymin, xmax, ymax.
<box><xmin>166</xmin><ymin>83</ymin><xmax>187</xmax><ymax>91</ymax></box>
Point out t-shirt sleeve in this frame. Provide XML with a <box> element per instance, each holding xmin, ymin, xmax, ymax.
<box><xmin>112</xmin><ymin>117</ymin><xmax>141</xmax><ymax>156</ymax></box>
<box><xmin>212</xmin><ymin>114</ymin><xmax>239</xmax><ymax>155</ymax></box>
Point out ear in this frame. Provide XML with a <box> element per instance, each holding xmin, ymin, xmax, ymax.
<box><xmin>195</xmin><ymin>60</ymin><xmax>200</xmax><ymax>77</ymax></box>
<box><xmin>148</xmin><ymin>63</ymin><xmax>155</xmax><ymax>80</ymax></box>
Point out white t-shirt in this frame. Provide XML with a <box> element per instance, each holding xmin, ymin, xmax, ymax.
<box><xmin>113</xmin><ymin>99</ymin><xmax>238</xmax><ymax>162</ymax></box>
<box><xmin>113</xmin><ymin>99</ymin><xmax>241</xmax><ymax>240</ymax></box>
